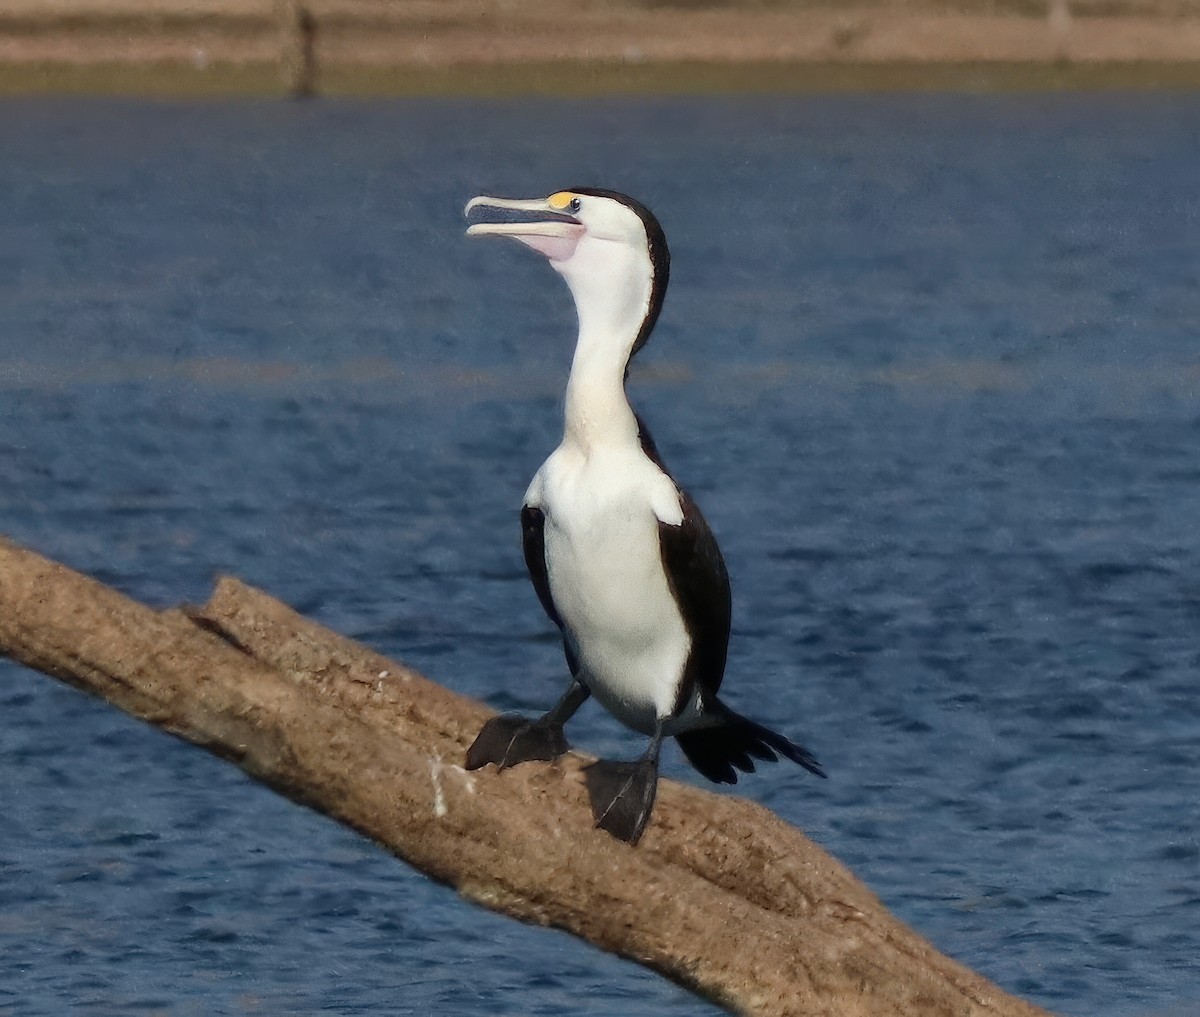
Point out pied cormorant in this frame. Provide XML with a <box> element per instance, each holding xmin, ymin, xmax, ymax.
<box><xmin>463</xmin><ymin>187</ymin><xmax>824</xmax><ymax>845</ymax></box>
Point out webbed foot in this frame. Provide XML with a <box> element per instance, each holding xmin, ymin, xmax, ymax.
<box><xmin>465</xmin><ymin>713</ymin><xmax>569</xmax><ymax>771</ymax></box>
<box><xmin>584</xmin><ymin>757</ymin><xmax>660</xmax><ymax>846</ymax></box>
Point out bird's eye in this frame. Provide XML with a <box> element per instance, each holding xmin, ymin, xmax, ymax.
<box><xmin>569</xmin><ymin>197</ymin><xmax>582</xmax><ymax>214</ymax></box>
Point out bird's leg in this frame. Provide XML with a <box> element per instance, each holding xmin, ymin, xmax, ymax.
<box><xmin>584</xmin><ymin>722</ymin><xmax>665</xmax><ymax>846</ymax></box>
<box><xmin>465</xmin><ymin>681</ymin><xmax>590</xmax><ymax>771</ymax></box>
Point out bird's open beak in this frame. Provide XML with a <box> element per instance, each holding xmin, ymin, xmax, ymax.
<box><xmin>465</xmin><ymin>195</ymin><xmax>585</xmax><ymax>262</ymax></box>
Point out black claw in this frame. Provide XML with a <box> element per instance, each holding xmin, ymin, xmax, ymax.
<box><xmin>465</xmin><ymin>713</ymin><xmax>569</xmax><ymax>771</ymax></box>
<box><xmin>584</xmin><ymin>758</ymin><xmax>660</xmax><ymax>846</ymax></box>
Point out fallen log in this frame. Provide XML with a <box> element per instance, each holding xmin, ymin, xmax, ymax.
<box><xmin>0</xmin><ymin>535</ymin><xmax>1052</xmax><ymax>1017</ymax></box>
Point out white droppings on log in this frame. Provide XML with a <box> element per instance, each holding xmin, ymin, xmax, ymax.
<box><xmin>429</xmin><ymin>754</ymin><xmax>448</xmax><ymax>818</ymax></box>
<box><xmin>449</xmin><ymin>765</ymin><xmax>477</xmax><ymax>794</ymax></box>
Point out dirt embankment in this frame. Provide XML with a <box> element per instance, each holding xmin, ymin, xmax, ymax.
<box><xmin>2</xmin><ymin>0</ymin><xmax>1200</xmax><ymax>94</ymax></box>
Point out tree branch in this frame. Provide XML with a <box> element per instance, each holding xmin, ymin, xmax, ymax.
<box><xmin>0</xmin><ymin>535</ymin><xmax>1052</xmax><ymax>1017</ymax></box>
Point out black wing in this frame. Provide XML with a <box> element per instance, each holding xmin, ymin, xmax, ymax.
<box><xmin>659</xmin><ymin>491</ymin><xmax>732</xmax><ymax>710</ymax></box>
<box><xmin>638</xmin><ymin>420</ymin><xmax>825</xmax><ymax>785</ymax></box>
<box><xmin>637</xmin><ymin>417</ymin><xmax>732</xmax><ymax>711</ymax></box>
<box><xmin>521</xmin><ymin>504</ymin><xmax>581</xmax><ymax>678</ymax></box>
<box><xmin>521</xmin><ymin>505</ymin><xmax>560</xmax><ymax>628</ymax></box>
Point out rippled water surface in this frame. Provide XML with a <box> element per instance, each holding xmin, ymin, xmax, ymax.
<box><xmin>1</xmin><ymin>94</ymin><xmax>1198</xmax><ymax>1016</ymax></box>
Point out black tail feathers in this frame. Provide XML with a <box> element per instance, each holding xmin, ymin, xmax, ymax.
<box><xmin>675</xmin><ymin>707</ymin><xmax>826</xmax><ymax>785</ymax></box>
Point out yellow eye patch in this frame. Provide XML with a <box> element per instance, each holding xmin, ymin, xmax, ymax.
<box><xmin>548</xmin><ymin>191</ymin><xmax>577</xmax><ymax>210</ymax></box>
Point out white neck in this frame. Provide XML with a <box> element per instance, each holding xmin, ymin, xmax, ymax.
<box><xmin>555</xmin><ymin>243</ymin><xmax>653</xmax><ymax>451</ymax></box>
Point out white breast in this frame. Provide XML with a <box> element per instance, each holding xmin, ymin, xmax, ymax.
<box><xmin>526</xmin><ymin>443</ymin><xmax>691</xmax><ymax>734</ymax></box>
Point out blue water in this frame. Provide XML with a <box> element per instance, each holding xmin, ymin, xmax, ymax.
<box><xmin>1</xmin><ymin>93</ymin><xmax>1198</xmax><ymax>1016</ymax></box>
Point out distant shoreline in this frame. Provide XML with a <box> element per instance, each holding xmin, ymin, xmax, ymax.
<box><xmin>3</xmin><ymin>2</ymin><xmax>1200</xmax><ymax>97</ymax></box>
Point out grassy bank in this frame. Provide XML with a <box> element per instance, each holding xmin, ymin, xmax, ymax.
<box><xmin>5</xmin><ymin>58</ymin><xmax>1200</xmax><ymax>98</ymax></box>
<box><xmin>2</xmin><ymin>0</ymin><xmax>1200</xmax><ymax>96</ymax></box>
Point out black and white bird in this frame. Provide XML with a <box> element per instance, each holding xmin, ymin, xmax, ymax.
<box><xmin>463</xmin><ymin>188</ymin><xmax>824</xmax><ymax>845</ymax></box>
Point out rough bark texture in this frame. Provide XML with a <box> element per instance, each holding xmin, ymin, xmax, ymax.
<box><xmin>0</xmin><ymin>535</ymin><xmax>1053</xmax><ymax>1017</ymax></box>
